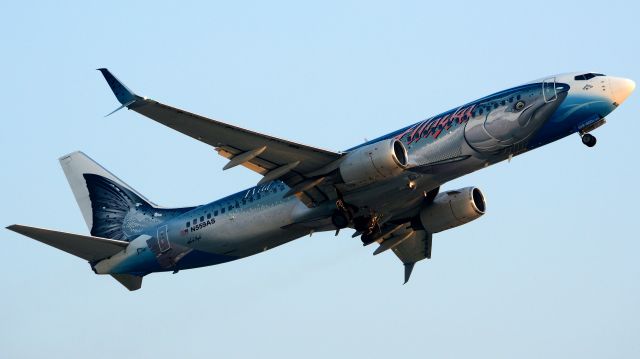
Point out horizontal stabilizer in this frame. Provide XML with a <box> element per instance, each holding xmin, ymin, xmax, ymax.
<box><xmin>7</xmin><ymin>224</ymin><xmax>128</xmax><ymax>262</ymax></box>
<box><xmin>111</xmin><ymin>274</ymin><xmax>143</xmax><ymax>291</ymax></box>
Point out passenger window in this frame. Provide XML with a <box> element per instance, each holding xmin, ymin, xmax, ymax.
<box><xmin>207</xmin><ymin>213</ymin><xmax>211</xmax><ymax>219</ymax></box>
<box><xmin>501</xmin><ymin>100</ymin><xmax>505</xmax><ymax>106</ymax></box>
<box><xmin>193</xmin><ymin>218</ymin><xmax>197</xmax><ymax>224</ymax></box>
<box><xmin>242</xmin><ymin>199</ymin><xmax>246</xmax><ymax>205</ymax></box>
<box><xmin>235</xmin><ymin>201</ymin><xmax>239</xmax><ymax>208</ymax></box>
<box><xmin>221</xmin><ymin>208</ymin><xmax>226</xmax><ymax>214</ymax></box>
<box><xmin>200</xmin><ymin>216</ymin><xmax>204</xmax><ymax>222</ymax></box>
<box><xmin>214</xmin><ymin>210</ymin><xmax>218</xmax><ymax>216</ymax></box>
<box><xmin>186</xmin><ymin>222</ymin><xmax>190</xmax><ymax>227</ymax></box>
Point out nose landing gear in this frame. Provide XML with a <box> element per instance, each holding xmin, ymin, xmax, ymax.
<box><xmin>578</xmin><ymin>118</ymin><xmax>605</xmax><ymax>148</ymax></box>
<box><xmin>581</xmin><ymin>133</ymin><xmax>597</xmax><ymax>147</ymax></box>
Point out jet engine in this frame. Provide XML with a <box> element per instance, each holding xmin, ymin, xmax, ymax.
<box><xmin>419</xmin><ymin>187</ymin><xmax>486</xmax><ymax>233</ymax></box>
<box><xmin>339</xmin><ymin>138</ymin><xmax>408</xmax><ymax>186</ymax></box>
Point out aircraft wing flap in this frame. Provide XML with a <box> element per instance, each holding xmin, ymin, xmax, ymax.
<box><xmin>216</xmin><ymin>145</ymin><xmax>274</xmax><ymax>174</ymax></box>
<box><xmin>130</xmin><ymin>98</ymin><xmax>340</xmax><ymax>176</ymax></box>
<box><xmin>392</xmin><ymin>230</ymin><xmax>431</xmax><ymax>264</ymax></box>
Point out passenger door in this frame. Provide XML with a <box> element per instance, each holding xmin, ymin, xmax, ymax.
<box><xmin>156</xmin><ymin>225</ymin><xmax>171</xmax><ymax>253</ymax></box>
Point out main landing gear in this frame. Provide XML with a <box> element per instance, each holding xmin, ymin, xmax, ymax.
<box><xmin>332</xmin><ymin>196</ymin><xmax>382</xmax><ymax>245</ymax></box>
<box><xmin>581</xmin><ymin>133</ymin><xmax>597</xmax><ymax>147</ymax></box>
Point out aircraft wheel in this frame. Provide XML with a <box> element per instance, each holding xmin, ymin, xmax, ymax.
<box><xmin>582</xmin><ymin>133</ymin><xmax>597</xmax><ymax>147</ymax></box>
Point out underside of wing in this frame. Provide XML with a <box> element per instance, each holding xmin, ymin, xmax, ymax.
<box><xmin>367</xmin><ymin>221</ymin><xmax>432</xmax><ymax>284</ymax></box>
<box><xmin>98</xmin><ymin>68</ymin><xmax>342</xmax><ymax>207</ymax></box>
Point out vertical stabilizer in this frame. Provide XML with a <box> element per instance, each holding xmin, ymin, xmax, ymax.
<box><xmin>59</xmin><ymin>151</ymin><xmax>193</xmax><ymax>241</ymax></box>
<box><xmin>59</xmin><ymin>151</ymin><xmax>158</xmax><ymax>232</ymax></box>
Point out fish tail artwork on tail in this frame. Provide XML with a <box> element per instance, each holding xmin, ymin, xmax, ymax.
<box><xmin>7</xmin><ymin>151</ymin><xmax>195</xmax><ymax>291</ymax></box>
<box><xmin>59</xmin><ymin>151</ymin><xmax>187</xmax><ymax>241</ymax></box>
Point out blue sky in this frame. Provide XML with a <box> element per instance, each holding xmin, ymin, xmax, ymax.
<box><xmin>1</xmin><ymin>1</ymin><xmax>639</xmax><ymax>358</ymax></box>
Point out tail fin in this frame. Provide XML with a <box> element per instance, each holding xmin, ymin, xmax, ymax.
<box><xmin>59</xmin><ymin>151</ymin><xmax>191</xmax><ymax>241</ymax></box>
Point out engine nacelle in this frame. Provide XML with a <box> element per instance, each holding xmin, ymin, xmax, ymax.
<box><xmin>419</xmin><ymin>187</ymin><xmax>486</xmax><ymax>233</ymax></box>
<box><xmin>339</xmin><ymin>139</ymin><xmax>408</xmax><ymax>186</ymax></box>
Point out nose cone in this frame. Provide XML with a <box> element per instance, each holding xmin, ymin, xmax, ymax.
<box><xmin>609</xmin><ymin>77</ymin><xmax>636</xmax><ymax>105</ymax></box>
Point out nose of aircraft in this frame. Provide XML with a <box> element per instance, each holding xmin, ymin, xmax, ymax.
<box><xmin>609</xmin><ymin>77</ymin><xmax>636</xmax><ymax>105</ymax></box>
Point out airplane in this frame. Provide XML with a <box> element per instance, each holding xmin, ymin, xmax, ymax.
<box><xmin>6</xmin><ymin>70</ymin><xmax>635</xmax><ymax>291</ymax></box>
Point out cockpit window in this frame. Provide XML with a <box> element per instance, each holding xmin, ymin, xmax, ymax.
<box><xmin>574</xmin><ymin>73</ymin><xmax>605</xmax><ymax>81</ymax></box>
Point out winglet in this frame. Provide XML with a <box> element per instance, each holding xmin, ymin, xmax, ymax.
<box><xmin>97</xmin><ymin>68</ymin><xmax>139</xmax><ymax>107</ymax></box>
<box><xmin>403</xmin><ymin>262</ymin><xmax>415</xmax><ymax>284</ymax></box>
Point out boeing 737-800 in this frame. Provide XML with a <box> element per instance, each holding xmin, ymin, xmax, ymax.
<box><xmin>7</xmin><ymin>70</ymin><xmax>635</xmax><ymax>290</ymax></box>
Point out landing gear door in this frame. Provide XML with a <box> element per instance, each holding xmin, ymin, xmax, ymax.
<box><xmin>543</xmin><ymin>77</ymin><xmax>557</xmax><ymax>102</ymax></box>
<box><xmin>157</xmin><ymin>225</ymin><xmax>171</xmax><ymax>253</ymax></box>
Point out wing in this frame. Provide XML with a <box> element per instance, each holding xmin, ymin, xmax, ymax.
<box><xmin>369</xmin><ymin>222</ymin><xmax>432</xmax><ymax>284</ymax></box>
<box><xmin>391</xmin><ymin>230</ymin><xmax>431</xmax><ymax>283</ymax></box>
<box><xmin>98</xmin><ymin>68</ymin><xmax>342</xmax><ymax>207</ymax></box>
